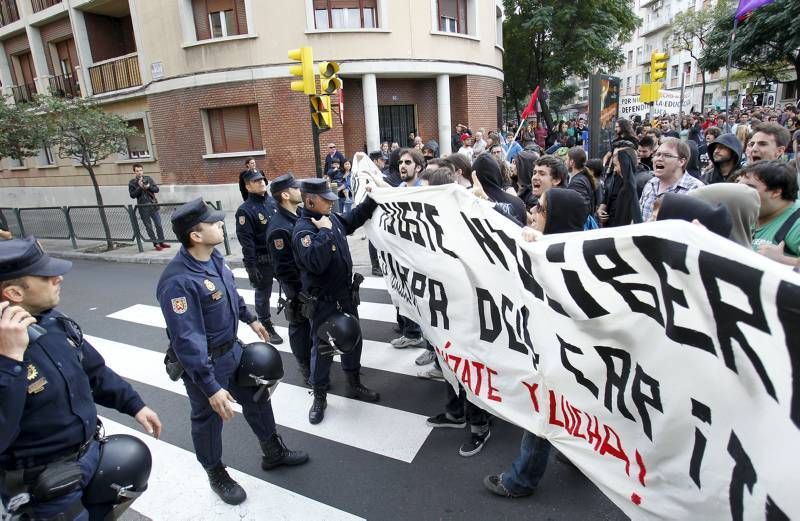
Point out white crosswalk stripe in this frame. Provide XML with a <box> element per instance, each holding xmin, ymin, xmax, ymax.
<box><xmin>235</xmin><ymin>289</ymin><xmax>396</xmax><ymax>323</ymax></box>
<box><xmin>231</xmin><ymin>268</ymin><xmax>387</xmax><ymax>291</ymax></box>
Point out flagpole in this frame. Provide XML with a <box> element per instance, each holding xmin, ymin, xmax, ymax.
<box><xmin>723</xmin><ymin>16</ymin><xmax>739</xmax><ymax>132</ymax></box>
<box><xmin>504</xmin><ymin>122</ymin><xmax>526</xmax><ymax>161</ymax></box>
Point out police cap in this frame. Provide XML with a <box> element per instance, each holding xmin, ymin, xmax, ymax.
<box><xmin>242</xmin><ymin>170</ymin><xmax>265</xmax><ymax>183</ymax></box>
<box><xmin>0</xmin><ymin>237</ymin><xmax>72</xmax><ymax>281</ymax></box>
<box><xmin>171</xmin><ymin>198</ymin><xmax>224</xmax><ymax>238</ymax></box>
<box><xmin>270</xmin><ymin>173</ymin><xmax>300</xmax><ymax>196</ymax></box>
<box><xmin>300</xmin><ymin>178</ymin><xmax>338</xmax><ymax>201</ymax></box>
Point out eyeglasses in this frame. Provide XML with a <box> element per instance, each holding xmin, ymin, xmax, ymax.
<box><xmin>400</xmin><ymin>159</ymin><xmax>415</xmax><ymax>165</ymax></box>
<box><xmin>653</xmin><ymin>152</ymin><xmax>680</xmax><ymax>160</ymax></box>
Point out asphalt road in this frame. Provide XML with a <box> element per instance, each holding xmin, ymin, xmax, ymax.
<box><xmin>57</xmin><ymin>258</ymin><xmax>628</xmax><ymax>521</ymax></box>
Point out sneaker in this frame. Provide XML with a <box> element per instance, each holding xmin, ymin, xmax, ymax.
<box><xmin>483</xmin><ymin>474</ymin><xmax>534</xmax><ymax>498</ymax></box>
<box><xmin>426</xmin><ymin>413</ymin><xmax>466</xmax><ymax>429</ymax></box>
<box><xmin>263</xmin><ymin>321</ymin><xmax>284</xmax><ymax>345</ymax></box>
<box><xmin>371</xmin><ymin>266</ymin><xmax>382</xmax><ymax>276</ymax></box>
<box><xmin>415</xmin><ymin>350</ymin><xmax>436</xmax><ymax>366</ymax></box>
<box><xmin>159</xmin><ymin>242</ymin><xmax>171</xmax><ymax>248</ymax></box>
<box><xmin>416</xmin><ymin>366</ymin><xmax>444</xmax><ymax>381</ymax></box>
<box><xmin>459</xmin><ymin>430</ymin><xmax>491</xmax><ymax>457</ymax></box>
<box><xmin>390</xmin><ymin>336</ymin><xmax>425</xmax><ymax>349</ymax></box>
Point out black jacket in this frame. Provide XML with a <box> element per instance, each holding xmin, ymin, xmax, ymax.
<box><xmin>567</xmin><ymin>170</ymin><xmax>598</xmax><ymax>216</ymax></box>
<box><xmin>128</xmin><ymin>176</ymin><xmax>159</xmax><ymax>205</ymax></box>
<box><xmin>702</xmin><ymin>133</ymin><xmax>742</xmax><ymax>185</ymax></box>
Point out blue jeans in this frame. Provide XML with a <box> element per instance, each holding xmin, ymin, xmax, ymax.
<box><xmin>501</xmin><ymin>431</ymin><xmax>551</xmax><ymax>494</ymax></box>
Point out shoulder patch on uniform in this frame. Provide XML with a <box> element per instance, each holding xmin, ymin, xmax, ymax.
<box><xmin>301</xmin><ymin>235</ymin><xmax>312</xmax><ymax>248</ymax></box>
<box><xmin>171</xmin><ymin>296</ymin><xmax>188</xmax><ymax>314</ymax></box>
<box><xmin>239</xmin><ymin>215</ymin><xmax>246</xmax><ymax>225</ymax></box>
<box><xmin>274</xmin><ymin>238</ymin><xmax>284</xmax><ymax>250</ymax></box>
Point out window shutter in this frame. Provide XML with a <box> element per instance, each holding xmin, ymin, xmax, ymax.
<box><xmin>330</xmin><ymin>0</ymin><xmax>361</xmax><ymax>7</ymax></box>
<box><xmin>207</xmin><ymin>0</ymin><xmax>235</xmax><ymax>12</ymax></box>
<box><xmin>248</xmin><ymin>106</ymin><xmax>262</xmax><ymax>147</ymax></box>
<box><xmin>126</xmin><ymin>119</ymin><xmax>149</xmax><ymax>157</ymax></box>
<box><xmin>222</xmin><ymin>106</ymin><xmax>253</xmax><ymax>152</ymax></box>
<box><xmin>234</xmin><ymin>0</ymin><xmax>247</xmax><ymax>35</ymax></box>
<box><xmin>208</xmin><ymin>109</ymin><xmax>226</xmax><ymax>152</ymax></box>
<box><xmin>457</xmin><ymin>0</ymin><xmax>467</xmax><ymax>33</ymax></box>
<box><xmin>439</xmin><ymin>0</ymin><xmax>458</xmax><ymax>20</ymax></box>
<box><xmin>192</xmin><ymin>0</ymin><xmax>211</xmax><ymax>40</ymax></box>
<box><xmin>313</xmin><ymin>0</ymin><xmax>329</xmax><ymax>8</ymax></box>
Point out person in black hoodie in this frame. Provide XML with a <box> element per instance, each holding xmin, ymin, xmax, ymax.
<box><xmin>472</xmin><ymin>154</ymin><xmax>528</xmax><ymax>226</ymax></box>
<box><xmin>598</xmin><ymin>147</ymin><xmax>643</xmax><ymax>227</ymax></box>
<box><xmin>686</xmin><ymin>140</ymin><xmax>702</xmax><ymax>179</ymax></box>
<box><xmin>701</xmin><ymin>132</ymin><xmax>742</xmax><ymax>185</ymax></box>
<box><xmin>655</xmin><ymin>192</ymin><xmax>733</xmax><ymax>238</ymax></box>
<box><xmin>513</xmin><ymin>150</ymin><xmax>539</xmax><ymax>211</ymax></box>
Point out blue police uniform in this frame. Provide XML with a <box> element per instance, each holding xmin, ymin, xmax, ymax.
<box><xmin>0</xmin><ymin>238</ymin><xmax>146</xmax><ymax>520</ymax></box>
<box><xmin>156</xmin><ymin>247</ymin><xmax>277</xmax><ymax>468</ymax></box>
<box><xmin>292</xmin><ymin>190</ymin><xmax>377</xmax><ymax>388</ymax></box>
<box><xmin>235</xmin><ymin>175</ymin><xmax>280</xmax><ymax>333</ymax></box>
<box><xmin>265</xmin><ymin>175</ymin><xmax>311</xmax><ymax>374</ymax></box>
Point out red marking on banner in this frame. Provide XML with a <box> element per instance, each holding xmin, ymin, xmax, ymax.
<box><xmin>522</xmin><ymin>382</ymin><xmax>539</xmax><ymax>412</ymax></box>
<box><xmin>635</xmin><ymin>449</ymin><xmax>647</xmax><ymax>486</ymax></box>
<box><xmin>471</xmin><ymin>361</ymin><xmax>485</xmax><ymax>395</ymax></box>
<box><xmin>443</xmin><ymin>341</ymin><xmax>452</xmax><ymax>349</ymax></box>
<box><xmin>487</xmin><ymin>367</ymin><xmax>502</xmax><ymax>402</ymax></box>
<box><xmin>461</xmin><ymin>359</ymin><xmax>472</xmax><ymax>390</ymax></box>
<box><xmin>600</xmin><ymin>425</ymin><xmax>631</xmax><ymax>476</ymax></box>
<box><xmin>548</xmin><ymin>390</ymin><xmax>565</xmax><ymax>427</ymax></box>
<box><xmin>631</xmin><ymin>493</ymin><xmax>641</xmax><ymax>505</ymax></box>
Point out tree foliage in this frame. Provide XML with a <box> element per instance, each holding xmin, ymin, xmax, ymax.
<box><xmin>547</xmin><ymin>83</ymin><xmax>579</xmax><ymax>118</ymax></box>
<box><xmin>502</xmin><ymin>0</ymin><xmax>640</xmax><ymax>125</ymax></box>
<box><xmin>0</xmin><ymin>97</ymin><xmax>48</xmax><ymax>161</ymax></box>
<box><xmin>699</xmin><ymin>0</ymin><xmax>800</xmax><ymax>95</ymax></box>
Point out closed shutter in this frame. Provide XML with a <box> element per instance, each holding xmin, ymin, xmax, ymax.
<box><xmin>222</xmin><ymin>106</ymin><xmax>253</xmax><ymax>152</ymax></box>
<box><xmin>208</xmin><ymin>108</ymin><xmax>226</xmax><ymax>152</ymax></box>
<box><xmin>40</xmin><ymin>16</ymin><xmax>72</xmax><ymax>42</ymax></box>
<box><xmin>329</xmin><ymin>0</ymin><xmax>360</xmax><ymax>7</ymax></box>
<box><xmin>192</xmin><ymin>0</ymin><xmax>211</xmax><ymax>40</ymax></box>
<box><xmin>248</xmin><ymin>106</ymin><xmax>262</xmax><ymax>148</ymax></box>
<box><xmin>4</xmin><ymin>33</ymin><xmax>30</xmax><ymax>55</ymax></box>
<box><xmin>456</xmin><ymin>0</ymin><xmax>467</xmax><ymax>33</ymax></box>
<box><xmin>234</xmin><ymin>0</ymin><xmax>247</xmax><ymax>35</ymax></box>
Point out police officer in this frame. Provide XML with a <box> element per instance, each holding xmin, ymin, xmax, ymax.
<box><xmin>293</xmin><ymin>179</ymin><xmax>380</xmax><ymax>424</ymax></box>
<box><xmin>157</xmin><ymin>199</ymin><xmax>307</xmax><ymax>506</ymax></box>
<box><xmin>235</xmin><ymin>170</ymin><xmax>283</xmax><ymax>344</ymax></box>
<box><xmin>0</xmin><ymin>237</ymin><xmax>161</xmax><ymax>520</ymax></box>
<box><xmin>265</xmin><ymin>173</ymin><xmax>312</xmax><ymax>382</ymax></box>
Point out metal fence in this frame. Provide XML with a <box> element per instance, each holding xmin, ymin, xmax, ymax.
<box><xmin>0</xmin><ymin>201</ymin><xmax>230</xmax><ymax>254</ymax></box>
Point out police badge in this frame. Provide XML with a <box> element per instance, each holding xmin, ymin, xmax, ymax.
<box><xmin>239</xmin><ymin>215</ymin><xmax>246</xmax><ymax>225</ymax></box>
<box><xmin>258</xmin><ymin>213</ymin><xmax>266</xmax><ymax>224</ymax></box>
<box><xmin>274</xmin><ymin>238</ymin><xmax>284</xmax><ymax>250</ymax></box>
<box><xmin>171</xmin><ymin>296</ymin><xmax>188</xmax><ymax>314</ymax></box>
<box><xmin>301</xmin><ymin>235</ymin><xmax>312</xmax><ymax>248</ymax></box>
<box><xmin>204</xmin><ymin>279</ymin><xmax>216</xmax><ymax>291</ymax></box>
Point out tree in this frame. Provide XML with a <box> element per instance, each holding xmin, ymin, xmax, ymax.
<box><xmin>37</xmin><ymin>95</ymin><xmax>138</xmax><ymax>250</ymax></box>
<box><xmin>502</xmin><ymin>0</ymin><xmax>640</xmax><ymax>128</ymax></box>
<box><xmin>0</xmin><ymin>97</ymin><xmax>48</xmax><ymax>162</ymax></box>
<box><xmin>699</xmin><ymin>0</ymin><xmax>800</xmax><ymax>99</ymax></box>
<box><xmin>546</xmin><ymin>83</ymin><xmax>579</xmax><ymax>120</ymax></box>
<box><xmin>667</xmin><ymin>0</ymin><xmax>732</xmax><ymax>113</ymax></box>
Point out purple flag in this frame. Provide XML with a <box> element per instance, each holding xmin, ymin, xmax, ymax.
<box><xmin>735</xmin><ymin>0</ymin><xmax>775</xmax><ymax>20</ymax></box>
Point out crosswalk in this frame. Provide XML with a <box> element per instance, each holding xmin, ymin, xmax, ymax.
<box><xmin>86</xmin><ymin>272</ymin><xmax>440</xmax><ymax>520</ymax></box>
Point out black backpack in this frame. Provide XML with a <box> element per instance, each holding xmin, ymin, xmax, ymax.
<box><xmin>775</xmin><ymin>208</ymin><xmax>800</xmax><ymax>256</ymax></box>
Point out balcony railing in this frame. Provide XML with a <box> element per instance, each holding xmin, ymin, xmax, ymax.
<box><xmin>31</xmin><ymin>0</ymin><xmax>60</xmax><ymax>12</ymax></box>
<box><xmin>641</xmin><ymin>10</ymin><xmax>672</xmax><ymax>36</ymax></box>
<box><xmin>88</xmin><ymin>53</ymin><xmax>142</xmax><ymax>95</ymax></box>
<box><xmin>11</xmin><ymin>83</ymin><xmax>36</xmax><ymax>103</ymax></box>
<box><xmin>49</xmin><ymin>73</ymin><xmax>80</xmax><ymax>98</ymax></box>
<box><xmin>0</xmin><ymin>0</ymin><xmax>20</xmax><ymax>26</ymax></box>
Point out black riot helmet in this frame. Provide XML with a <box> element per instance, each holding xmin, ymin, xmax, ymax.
<box><xmin>316</xmin><ymin>312</ymin><xmax>361</xmax><ymax>357</ymax></box>
<box><xmin>84</xmin><ymin>435</ymin><xmax>152</xmax><ymax>505</ymax></box>
<box><xmin>236</xmin><ymin>342</ymin><xmax>283</xmax><ymax>402</ymax></box>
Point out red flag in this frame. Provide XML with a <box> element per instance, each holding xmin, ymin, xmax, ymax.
<box><xmin>521</xmin><ymin>86</ymin><xmax>540</xmax><ymax>120</ymax></box>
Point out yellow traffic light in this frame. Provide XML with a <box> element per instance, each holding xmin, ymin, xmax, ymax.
<box><xmin>319</xmin><ymin>61</ymin><xmax>342</xmax><ymax>95</ymax></box>
<box><xmin>650</xmin><ymin>52</ymin><xmax>668</xmax><ymax>83</ymax></box>
<box><xmin>310</xmin><ymin>95</ymin><xmax>332</xmax><ymax>130</ymax></box>
<box><xmin>289</xmin><ymin>46</ymin><xmax>316</xmax><ymax>95</ymax></box>
<box><xmin>640</xmin><ymin>83</ymin><xmax>661</xmax><ymax>104</ymax></box>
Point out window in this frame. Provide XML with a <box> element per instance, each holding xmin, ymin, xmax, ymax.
<box><xmin>314</xmin><ymin>0</ymin><xmax>377</xmax><ymax>29</ymax></box>
<box><xmin>627</xmin><ymin>50</ymin><xmax>633</xmax><ymax>69</ymax></box>
<box><xmin>37</xmin><ymin>145</ymin><xmax>55</xmax><ymax>166</ymax></box>
<box><xmin>192</xmin><ymin>0</ymin><xmax>246</xmax><ymax>40</ymax></box>
<box><xmin>437</xmin><ymin>0</ymin><xmax>467</xmax><ymax>34</ymax></box>
<box><xmin>626</xmin><ymin>77</ymin><xmax>631</xmax><ymax>93</ymax></box>
<box><xmin>206</xmin><ymin>105</ymin><xmax>262</xmax><ymax>153</ymax></box>
<box><xmin>636</xmin><ymin>46</ymin><xmax>643</xmax><ymax>64</ymax></box>
<box><xmin>125</xmin><ymin>119</ymin><xmax>151</xmax><ymax>159</ymax></box>
<box><xmin>495</xmin><ymin>5</ymin><xmax>503</xmax><ymax>46</ymax></box>
<box><xmin>704</xmin><ymin>93</ymin><xmax>713</xmax><ymax>107</ymax></box>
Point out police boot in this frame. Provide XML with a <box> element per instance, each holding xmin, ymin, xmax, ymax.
<box><xmin>260</xmin><ymin>433</ymin><xmax>309</xmax><ymax>470</ymax></box>
<box><xmin>206</xmin><ymin>462</ymin><xmax>247</xmax><ymax>505</ymax></box>
<box><xmin>309</xmin><ymin>387</ymin><xmax>327</xmax><ymax>424</ymax></box>
<box><xmin>371</xmin><ymin>260</ymin><xmax>382</xmax><ymax>276</ymax></box>
<box><xmin>262</xmin><ymin>319</ymin><xmax>284</xmax><ymax>345</ymax></box>
<box><xmin>345</xmin><ymin>371</ymin><xmax>380</xmax><ymax>402</ymax></box>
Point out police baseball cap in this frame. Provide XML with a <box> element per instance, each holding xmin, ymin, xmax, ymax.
<box><xmin>242</xmin><ymin>170</ymin><xmax>265</xmax><ymax>183</ymax></box>
<box><xmin>270</xmin><ymin>173</ymin><xmax>300</xmax><ymax>196</ymax></box>
<box><xmin>171</xmin><ymin>198</ymin><xmax>224</xmax><ymax>238</ymax></box>
<box><xmin>0</xmin><ymin>237</ymin><xmax>72</xmax><ymax>281</ymax></box>
<box><xmin>299</xmin><ymin>178</ymin><xmax>338</xmax><ymax>201</ymax></box>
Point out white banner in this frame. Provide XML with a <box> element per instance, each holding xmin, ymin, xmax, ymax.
<box><xmin>352</xmin><ymin>155</ymin><xmax>800</xmax><ymax>520</ymax></box>
<box><xmin>620</xmin><ymin>91</ymin><xmax>692</xmax><ymax>119</ymax></box>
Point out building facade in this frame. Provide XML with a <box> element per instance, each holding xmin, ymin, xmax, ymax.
<box><xmin>0</xmin><ymin>0</ymin><xmax>505</xmax><ymax>207</ymax></box>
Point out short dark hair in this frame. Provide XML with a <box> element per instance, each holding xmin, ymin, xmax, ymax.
<box><xmin>132</xmin><ymin>163</ymin><xmax>143</xmax><ymax>171</ymax></box>
<box><xmin>751</xmin><ymin>122</ymin><xmax>791</xmax><ymax>148</ymax></box>
<box><xmin>567</xmin><ymin>147</ymin><xmax>586</xmax><ymax>169</ymax></box>
<box><xmin>369</xmin><ymin>151</ymin><xmax>383</xmax><ymax>161</ymax></box>
<box><xmin>740</xmin><ymin>160</ymin><xmax>798</xmax><ymax>201</ymax></box>
<box><xmin>704</xmin><ymin>127</ymin><xmax>722</xmax><ymax>139</ymax></box>
<box><xmin>244</xmin><ymin>157</ymin><xmax>255</xmax><ymax>166</ymax></box>
<box><xmin>535</xmin><ymin>156</ymin><xmax>567</xmax><ymax>186</ymax></box>
<box><xmin>420</xmin><ymin>167</ymin><xmax>454</xmax><ymax>186</ymax></box>
<box><xmin>639</xmin><ymin>135</ymin><xmax>657</xmax><ymax>149</ymax></box>
<box><xmin>425</xmin><ymin>158</ymin><xmax>451</xmax><ymax>170</ymax></box>
<box><xmin>442</xmin><ymin>153</ymin><xmax>471</xmax><ymax>176</ymax></box>
<box><xmin>399</xmin><ymin>148</ymin><xmax>425</xmax><ymax>170</ymax></box>
<box><xmin>177</xmin><ymin>223</ymin><xmax>202</xmax><ymax>248</ymax></box>
<box><xmin>586</xmin><ymin>158</ymin><xmax>604</xmax><ymax>180</ymax></box>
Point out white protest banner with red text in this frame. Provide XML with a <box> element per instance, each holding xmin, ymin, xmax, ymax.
<box><xmin>352</xmin><ymin>164</ymin><xmax>800</xmax><ymax>520</ymax></box>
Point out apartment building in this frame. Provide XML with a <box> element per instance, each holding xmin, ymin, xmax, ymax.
<box><xmin>0</xmin><ymin>0</ymin><xmax>505</xmax><ymax>207</ymax></box>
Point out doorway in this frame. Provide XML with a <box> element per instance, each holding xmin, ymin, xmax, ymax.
<box><xmin>378</xmin><ymin>104</ymin><xmax>417</xmax><ymax>147</ymax></box>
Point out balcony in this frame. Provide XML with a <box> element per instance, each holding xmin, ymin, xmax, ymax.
<box><xmin>11</xmin><ymin>83</ymin><xmax>36</xmax><ymax>103</ymax></box>
<box><xmin>641</xmin><ymin>10</ymin><xmax>672</xmax><ymax>36</ymax></box>
<box><xmin>48</xmin><ymin>72</ymin><xmax>80</xmax><ymax>97</ymax></box>
<box><xmin>88</xmin><ymin>53</ymin><xmax>141</xmax><ymax>94</ymax></box>
<box><xmin>31</xmin><ymin>0</ymin><xmax>60</xmax><ymax>13</ymax></box>
<box><xmin>0</xmin><ymin>0</ymin><xmax>20</xmax><ymax>26</ymax></box>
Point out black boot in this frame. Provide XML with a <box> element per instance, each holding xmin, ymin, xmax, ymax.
<box><xmin>262</xmin><ymin>319</ymin><xmax>284</xmax><ymax>344</ymax></box>
<box><xmin>371</xmin><ymin>262</ymin><xmax>382</xmax><ymax>276</ymax></box>
<box><xmin>260</xmin><ymin>433</ymin><xmax>309</xmax><ymax>470</ymax></box>
<box><xmin>206</xmin><ymin>462</ymin><xmax>247</xmax><ymax>505</ymax></box>
<box><xmin>309</xmin><ymin>387</ymin><xmax>327</xmax><ymax>424</ymax></box>
<box><xmin>345</xmin><ymin>372</ymin><xmax>380</xmax><ymax>402</ymax></box>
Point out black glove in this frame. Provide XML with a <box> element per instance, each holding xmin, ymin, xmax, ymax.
<box><xmin>245</xmin><ymin>265</ymin><xmax>264</xmax><ymax>288</ymax></box>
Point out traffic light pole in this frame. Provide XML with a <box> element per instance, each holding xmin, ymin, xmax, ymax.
<box><xmin>310</xmin><ymin>100</ymin><xmax>329</xmax><ymax>179</ymax></box>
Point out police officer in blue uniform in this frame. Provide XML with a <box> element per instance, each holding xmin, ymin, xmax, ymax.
<box><xmin>265</xmin><ymin>174</ymin><xmax>313</xmax><ymax>382</ymax></box>
<box><xmin>235</xmin><ymin>170</ymin><xmax>283</xmax><ymax>345</ymax></box>
<box><xmin>0</xmin><ymin>237</ymin><xmax>162</xmax><ymax>520</ymax></box>
<box><xmin>157</xmin><ymin>199</ymin><xmax>307</xmax><ymax>506</ymax></box>
<box><xmin>292</xmin><ymin>179</ymin><xmax>380</xmax><ymax>424</ymax></box>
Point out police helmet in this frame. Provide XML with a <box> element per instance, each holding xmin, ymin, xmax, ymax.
<box><xmin>316</xmin><ymin>313</ymin><xmax>361</xmax><ymax>357</ymax></box>
<box><xmin>84</xmin><ymin>435</ymin><xmax>152</xmax><ymax>505</ymax></box>
<box><xmin>236</xmin><ymin>342</ymin><xmax>283</xmax><ymax>401</ymax></box>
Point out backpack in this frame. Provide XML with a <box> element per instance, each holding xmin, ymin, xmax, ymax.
<box><xmin>775</xmin><ymin>208</ymin><xmax>800</xmax><ymax>256</ymax></box>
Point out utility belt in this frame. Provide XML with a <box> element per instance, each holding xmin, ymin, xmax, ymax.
<box><xmin>300</xmin><ymin>273</ymin><xmax>365</xmax><ymax>318</ymax></box>
<box><xmin>255</xmin><ymin>253</ymin><xmax>272</xmax><ymax>266</ymax></box>
<box><xmin>164</xmin><ymin>338</ymin><xmax>237</xmax><ymax>381</ymax></box>
<box><xmin>278</xmin><ymin>292</ymin><xmax>313</xmax><ymax>323</ymax></box>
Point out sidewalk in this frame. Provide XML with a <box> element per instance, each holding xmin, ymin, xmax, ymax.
<box><xmin>40</xmin><ymin>212</ymin><xmax>376</xmax><ymax>275</ymax></box>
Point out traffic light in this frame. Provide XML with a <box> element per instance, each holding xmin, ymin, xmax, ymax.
<box><xmin>650</xmin><ymin>52</ymin><xmax>668</xmax><ymax>83</ymax></box>
<box><xmin>288</xmin><ymin>46</ymin><xmax>316</xmax><ymax>95</ymax></box>
<box><xmin>318</xmin><ymin>61</ymin><xmax>342</xmax><ymax>95</ymax></box>
<box><xmin>310</xmin><ymin>94</ymin><xmax>332</xmax><ymax>130</ymax></box>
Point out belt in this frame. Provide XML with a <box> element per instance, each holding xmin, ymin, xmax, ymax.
<box><xmin>208</xmin><ymin>339</ymin><xmax>236</xmax><ymax>360</ymax></box>
<box><xmin>1</xmin><ymin>437</ymin><xmax>93</xmax><ymax>473</ymax></box>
